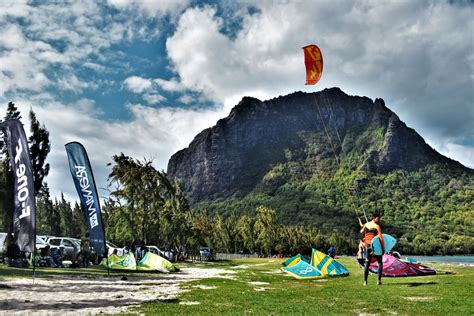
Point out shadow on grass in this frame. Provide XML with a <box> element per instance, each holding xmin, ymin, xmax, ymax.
<box><xmin>390</xmin><ymin>281</ymin><xmax>438</xmax><ymax>287</ymax></box>
<box><xmin>0</xmin><ymin>264</ymin><xmax>184</xmax><ymax>280</ymax></box>
<box><xmin>150</xmin><ymin>298</ymin><xmax>180</xmax><ymax>304</ymax></box>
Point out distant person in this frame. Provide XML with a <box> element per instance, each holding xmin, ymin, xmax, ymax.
<box><xmin>327</xmin><ymin>246</ymin><xmax>336</xmax><ymax>258</ymax></box>
<box><xmin>137</xmin><ymin>240</ymin><xmax>146</xmax><ymax>261</ymax></box>
<box><xmin>356</xmin><ymin>240</ymin><xmax>366</xmax><ymax>268</ymax></box>
<box><xmin>41</xmin><ymin>245</ymin><xmax>59</xmax><ymax>267</ymax></box>
<box><xmin>50</xmin><ymin>247</ymin><xmax>63</xmax><ymax>267</ymax></box>
<box><xmin>6</xmin><ymin>241</ymin><xmax>20</xmax><ymax>266</ymax></box>
<box><xmin>360</xmin><ymin>211</ymin><xmax>384</xmax><ymax>286</ymax></box>
<box><xmin>81</xmin><ymin>232</ymin><xmax>91</xmax><ymax>267</ymax></box>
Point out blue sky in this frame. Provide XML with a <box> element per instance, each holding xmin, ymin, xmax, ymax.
<box><xmin>0</xmin><ymin>0</ymin><xmax>472</xmax><ymax>201</ymax></box>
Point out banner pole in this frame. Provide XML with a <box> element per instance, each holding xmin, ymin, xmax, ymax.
<box><xmin>32</xmin><ymin>252</ymin><xmax>36</xmax><ymax>284</ymax></box>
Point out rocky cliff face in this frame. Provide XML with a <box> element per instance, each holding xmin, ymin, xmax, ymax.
<box><xmin>167</xmin><ymin>88</ymin><xmax>464</xmax><ymax>203</ymax></box>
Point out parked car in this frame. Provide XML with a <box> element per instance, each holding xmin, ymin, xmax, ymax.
<box><xmin>0</xmin><ymin>233</ymin><xmax>62</xmax><ymax>259</ymax></box>
<box><xmin>145</xmin><ymin>245</ymin><xmax>165</xmax><ymax>257</ymax></box>
<box><xmin>37</xmin><ymin>235</ymin><xmax>55</xmax><ymax>243</ymax></box>
<box><xmin>0</xmin><ymin>232</ymin><xmax>6</xmax><ymax>258</ymax></box>
<box><xmin>36</xmin><ymin>236</ymin><xmax>63</xmax><ymax>257</ymax></box>
<box><xmin>133</xmin><ymin>246</ymin><xmax>176</xmax><ymax>261</ymax></box>
<box><xmin>47</xmin><ymin>237</ymin><xmax>80</xmax><ymax>260</ymax></box>
<box><xmin>164</xmin><ymin>249</ymin><xmax>178</xmax><ymax>262</ymax></box>
<box><xmin>200</xmin><ymin>247</ymin><xmax>213</xmax><ymax>261</ymax></box>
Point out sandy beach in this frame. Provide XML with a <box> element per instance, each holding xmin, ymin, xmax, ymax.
<box><xmin>0</xmin><ymin>267</ymin><xmax>236</xmax><ymax>315</ymax></box>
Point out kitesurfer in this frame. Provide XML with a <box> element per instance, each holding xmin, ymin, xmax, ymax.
<box><xmin>360</xmin><ymin>211</ymin><xmax>384</xmax><ymax>286</ymax></box>
<box><xmin>356</xmin><ymin>239</ymin><xmax>366</xmax><ymax>268</ymax></box>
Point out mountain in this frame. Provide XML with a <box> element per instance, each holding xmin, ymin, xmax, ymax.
<box><xmin>168</xmin><ymin>88</ymin><xmax>467</xmax><ymax>201</ymax></box>
<box><xmin>167</xmin><ymin>88</ymin><xmax>473</xmax><ymax>252</ymax></box>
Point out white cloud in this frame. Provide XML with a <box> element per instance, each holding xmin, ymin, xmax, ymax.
<box><xmin>0</xmin><ymin>25</ymin><xmax>26</xmax><ymax>49</ymax></box>
<box><xmin>178</xmin><ymin>95</ymin><xmax>193</xmax><ymax>104</ymax></box>
<box><xmin>154</xmin><ymin>77</ymin><xmax>185</xmax><ymax>92</ymax></box>
<box><xmin>10</xmin><ymin>96</ymin><xmax>225</xmax><ymax>200</ymax></box>
<box><xmin>426</xmin><ymin>138</ymin><xmax>474</xmax><ymax>169</ymax></box>
<box><xmin>125</xmin><ymin>76</ymin><xmax>187</xmax><ymax>104</ymax></box>
<box><xmin>106</xmin><ymin>0</ymin><xmax>190</xmax><ymax>19</ymax></box>
<box><xmin>143</xmin><ymin>93</ymin><xmax>166</xmax><ymax>105</ymax></box>
<box><xmin>0</xmin><ymin>1</ymin><xmax>131</xmax><ymax>98</ymax></box>
<box><xmin>1</xmin><ymin>0</ymin><xmax>472</xmax><ymax>203</ymax></box>
<box><xmin>0</xmin><ymin>1</ymin><xmax>29</xmax><ymax>22</ymax></box>
<box><xmin>83</xmin><ymin>62</ymin><xmax>107</xmax><ymax>72</ymax></box>
<box><xmin>442</xmin><ymin>143</ymin><xmax>474</xmax><ymax>169</ymax></box>
<box><xmin>166</xmin><ymin>1</ymin><xmax>473</xmax><ymax>167</ymax></box>
<box><xmin>57</xmin><ymin>73</ymin><xmax>93</xmax><ymax>93</ymax></box>
<box><xmin>123</xmin><ymin>76</ymin><xmax>153</xmax><ymax>93</ymax></box>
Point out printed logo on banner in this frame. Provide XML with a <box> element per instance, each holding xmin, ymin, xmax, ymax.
<box><xmin>75</xmin><ymin>165</ymin><xmax>99</xmax><ymax>229</ymax></box>
<box><xmin>90</xmin><ymin>213</ymin><xmax>98</xmax><ymax>228</ymax></box>
<box><xmin>14</xmin><ymin>139</ymin><xmax>31</xmax><ymax>220</ymax></box>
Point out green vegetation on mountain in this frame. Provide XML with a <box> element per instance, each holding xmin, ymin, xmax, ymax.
<box><xmin>194</xmin><ymin>163</ymin><xmax>473</xmax><ymax>255</ymax></box>
<box><xmin>168</xmin><ymin>88</ymin><xmax>473</xmax><ymax>255</ymax></box>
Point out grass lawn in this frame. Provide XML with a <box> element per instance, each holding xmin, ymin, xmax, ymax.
<box><xmin>1</xmin><ymin>257</ymin><xmax>472</xmax><ymax>315</ymax></box>
<box><xmin>138</xmin><ymin>257</ymin><xmax>473</xmax><ymax>315</ymax></box>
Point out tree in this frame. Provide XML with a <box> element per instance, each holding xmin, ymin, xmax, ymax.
<box><xmin>212</xmin><ymin>215</ymin><xmax>231</xmax><ymax>252</ymax></box>
<box><xmin>36</xmin><ymin>183</ymin><xmax>54</xmax><ymax>235</ymax></box>
<box><xmin>236</xmin><ymin>215</ymin><xmax>255</xmax><ymax>253</ymax></box>
<box><xmin>104</xmin><ymin>153</ymin><xmax>201</xmax><ymax>258</ymax></box>
<box><xmin>254</xmin><ymin>206</ymin><xmax>279</xmax><ymax>256</ymax></box>
<box><xmin>70</xmin><ymin>202</ymin><xmax>86</xmax><ymax>239</ymax></box>
<box><xmin>0</xmin><ymin>102</ymin><xmax>22</xmax><ymax>234</ymax></box>
<box><xmin>50</xmin><ymin>198</ymin><xmax>62</xmax><ymax>236</ymax></box>
<box><xmin>28</xmin><ymin>109</ymin><xmax>50</xmax><ymax>195</ymax></box>
<box><xmin>59</xmin><ymin>193</ymin><xmax>73</xmax><ymax>237</ymax></box>
<box><xmin>190</xmin><ymin>211</ymin><xmax>213</xmax><ymax>255</ymax></box>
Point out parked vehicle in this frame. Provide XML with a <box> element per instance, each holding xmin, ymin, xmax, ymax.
<box><xmin>36</xmin><ymin>236</ymin><xmax>50</xmax><ymax>251</ymax></box>
<box><xmin>133</xmin><ymin>245</ymin><xmax>176</xmax><ymax>261</ymax></box>
<box><xmin>0</xmin><ymin>233</ymin><xmax>6</xmax><ymax>258</ymax></box>
<box><xmin>37</xmin><ymin>235</ymin><xmax>55</xmax><ymax>243</ymax></box>
<box><xmin>145</xmin><ymin>245</ymin><xmax>165</xmax><ymax>257</ymax></box>
<box><xmin>164</xmin><ymin>249</ymin><xmax>178</xmax><ymax>262</ymax></box>
<box><xmin>200</xmin><ymin>246</ymin><xmax>213</xmax><ymax>261</ymax></box>
<box><xmin>1</xmin><ymin>233</ymin><xmax>63</xmax><ymax>259</ymax></box>
<box><xmin>47</xmin><ymin>237</ymin><xmax>80</xmax><ymax>260</ymax></box>
<box><xmin>36</xmin><ymin>236</ymin><xmax>63</xmax><ymax>257</ymax></box>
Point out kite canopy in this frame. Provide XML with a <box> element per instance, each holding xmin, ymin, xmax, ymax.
<box><xmin>310</xmin><ymin>249</ymin><xmax>349</xmax><ymax>276</ymax></box>
<box><xmin>101</xmin><ymin>252</ymin><xmax>137</xmax><ymax>270</ymax></box>
<box><xmin>282</xmin><ymin>254</ymin><xmax>309</xmax><ymax>267</ymax></box>
<box><xmin>100</xmin><ymin>251</ymin><xmax>177</xmax><ymax>273</ymax></box>
<box><xmin>281</xmin><ymin>249</ymin><xmax>349</xmax><ymax>279</ymax></box>
<box><xmin>282</xmin><ymin>259</ymin><xmax>325</xmax><ymax>279</ymax></box>
<box><xmin>302</xmin><ymin>44</ymin><xmax>323</xmax><ymax>85</ymax></box>
<box><xmin>137</xmin><ymin>252</ymin><xmax>178</xmax><ymax>273</ymax></box>
<box><xmin>370</xmin><ymin>255</ymin><xmax>436</xmax><ymax>277</ymax></box>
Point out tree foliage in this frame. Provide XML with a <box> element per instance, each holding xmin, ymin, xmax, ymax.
<box><xmin>104</xmin><ymin>154</ymin><xmax>194</xmax><ymax>254</ymax></box>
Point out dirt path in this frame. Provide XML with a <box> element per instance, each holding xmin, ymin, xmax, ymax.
<box><xmin>0</xmin><ymin>268</ymin><xmax>236</xmax><ymax>315</ymax></box>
